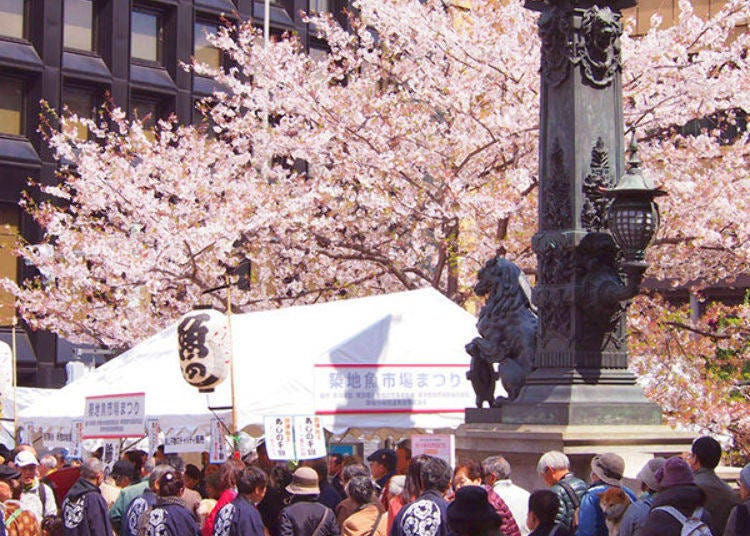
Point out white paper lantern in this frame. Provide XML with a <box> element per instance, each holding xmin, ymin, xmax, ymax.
<box><xmin>177</xmin><ymin>306</ymin><xmax>230</xmax><ymax>392</ymax></box>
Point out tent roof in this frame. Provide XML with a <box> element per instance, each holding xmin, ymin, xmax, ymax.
<box><xmin>20</xmin><ymin>288</ymin><xmax>478</xmax><ymax>435</ymax></box>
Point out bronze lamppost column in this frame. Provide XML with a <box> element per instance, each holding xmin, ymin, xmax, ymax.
<box><xmin>470</xmin><ymin>0</ymin><xmax>665</xmax><ymax>425</ymax></box>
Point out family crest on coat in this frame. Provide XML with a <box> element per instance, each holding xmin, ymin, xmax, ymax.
<box><xmin>465</xmin><ymin>256</ymin><xmax>538</xmax><ymax>406</ymax></box>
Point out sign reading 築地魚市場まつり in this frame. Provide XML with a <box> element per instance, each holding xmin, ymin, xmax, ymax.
<box><xmin>313</xmin><ymin>364</ymin><xmax>473</xmax><ymax>415</ymax></box>
<box><xmin>83</xmin><ymin>393</ymin><xmax>146</xmax><ymax>439</ymax></box>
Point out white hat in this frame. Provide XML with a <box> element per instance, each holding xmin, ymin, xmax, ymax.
<box><xmin>14</xmin><ymin>450</ymin><xmax>39</xmax><ymax>467</ymax></box>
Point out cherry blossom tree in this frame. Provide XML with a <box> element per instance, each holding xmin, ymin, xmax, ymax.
<box><xmin>2</xmin><ymin>0</ymin><xmax>749</xmax><ymax>441</ymax></box>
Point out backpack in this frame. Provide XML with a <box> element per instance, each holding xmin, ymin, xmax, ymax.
<box><xmin>653</xmin><ymin>505</ymin><xmax>713</xmax><ymax>536</ymax></box>
<box><xmin>558</xmin><ymin>480</ymin><xmax>581</xmax><ymax>530</ymax></box>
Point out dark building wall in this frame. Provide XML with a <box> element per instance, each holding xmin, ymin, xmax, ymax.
<box><xmin>0</xmin><ymin>0</ymin><xmax>331</xmax><ymax>386</ymax></box>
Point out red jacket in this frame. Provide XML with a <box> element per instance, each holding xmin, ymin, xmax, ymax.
<box><xmin>202</xmin><ymin>488</ymin><xmax>237</xmax><ymax>536</ymax></box>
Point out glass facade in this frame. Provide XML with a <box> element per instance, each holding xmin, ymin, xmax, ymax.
<box><xmin>63</xmin><ymin>87</ymin><xmax>94</xmax><ymax>141</ymax></box>
<box><xmin>64</xmin><ymin>0</ymin><xmax>93</xmax><ymax>50</ymax></box>
<box><xmin>0</xmin><ymin>0</ymin><xmax>24</xmax><ymax>40</ymax></box>
<box><xmin>132</xmin><ymin>9</ymin><xmax>159</xmax><ymax>62</ymax></box>
<box><xmin>194</xmin><ymin>21</ymin><xmax>221</xmax><ymax>69</ymax></box>
<box><xmin>0</xmin><ymin>79</ymin><xmax>23</xmax><ymax>135</ymax></box>
<box><xmin>0</xmin><ymin>204</ymin><xmax>18</xmax><ymax>326</ymax></box>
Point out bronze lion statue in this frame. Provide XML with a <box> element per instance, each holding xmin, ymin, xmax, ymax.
<box><xmin>465</xmin><ymin>256</ymin><xmax>538</xmax><ymax>406</ymax></box>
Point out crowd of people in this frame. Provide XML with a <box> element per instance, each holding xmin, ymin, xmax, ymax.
<box><xmin>0</xmin><ymin>435</ymin><xmax>746</xmax><ymax>536</ymax></box>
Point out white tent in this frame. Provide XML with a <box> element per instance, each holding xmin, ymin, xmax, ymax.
<box><xmin>1</xmin><ymin>387</ymin><xmax>55</xmax><ymax>447</ymax></box>
<box><xmin>19</xmin><ymin>288</ymin><xmax>478</xmax><ymax>439</ymax></box>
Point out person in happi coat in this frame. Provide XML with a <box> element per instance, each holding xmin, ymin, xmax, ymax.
<box><xmin>213</xmin><ymin>466</ymin><xmax>268</xmax><ymax>536</ymax></box>
<box><xmin>142</xmin><ymin>469</ymin><xmax>200</xmax><ymax>536</ymax></box>
<box><xmin>61</xmin><ymin>458</ymin><xmax>113</xmax><ymax>536</ymax></box>
<box><xmin>122</xmin><ymin>464</ymin><xmax>172</xmax><ymax>536</ymax></box>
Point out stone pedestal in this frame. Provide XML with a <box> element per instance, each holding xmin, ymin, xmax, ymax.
<box><xmin>455</xmin><ymin>422</ymin><xmax>695</xmax><ymax>491</ymax></box>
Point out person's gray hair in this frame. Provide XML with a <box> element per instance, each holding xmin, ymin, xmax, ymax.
<box><xmin>143</xmin><ymin>457</ymin><xmax>156</xmax><ymax>475</ymax></box>
<box><xmin>347</xmin><ymin>476</ymin><xmax>377</xmax><ymax>505</ymax></box>
<box><xmin>165</xmin><ymin>454</ymin><xmax>185</xmax><ymax>474</ymax></box>
<box><xmin>537</xmin><ymin>451</ymin><xmax>570</xmax><ymax>475</ymax></box>
<box><xmin>342</xmin><ymin>463</ymin><xmax>369</xmax><ymax>483</ymax></box>
<box><xmin>80</xmin><ymin>458</ymin><xmax>106</xmax><ymax>480</ymax></box>
<box><xmin>150</xmin><ymin>464</ymin><xmax>173</xmax><ymax>488</ymax></box>
<box><xmin>482</xmin><ymin>455</ymin><xmax>512</xmax><ymax>480</ymax></box>
<box><xmin>39</xmin><ymin>455</ymin><xmax>57</xmax><ymax>470</ymax></box>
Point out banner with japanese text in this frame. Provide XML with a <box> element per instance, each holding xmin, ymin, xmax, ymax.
<box><xmin>41</xmin><ymin>427</ymin><xmax>74</xmax><ymax>450</ymax></box>
<box><xmin>313</xmin><ymin>364</ymin><xmax>472</xmax><ymax>414</ymax></box>
<box><xmin>71</xmin><ymin>419</ymin><xmax>83</xmax><ymax>459</ymax></box>
<box><xmin>83</xmin><ymin>393</ymin><xmax>146</xmax><ymax>439</ymax></box>
<box><xmin>264</xmin><ymin>416</ymin><xmax>294</xmax><ymax>460</ymax></box>
<box><xmin>412</xmin><ymin>434</ymin><xmax>455</xmax><ymax>466</ymax></box>
<box><xmin>146</xmin><ymin>418</ymin><xmax>160</xmax><ymax>457</ymax></box>
<box><xmin>164</xmin><ymin>429</ymin><xmax>208</xmax><ymax>453</ymax></box>
<box><xmin>293</xmin><ymin>416</ymin><xmax>326</xmax><ymax>460</ymax></box>
<box><xmin>102</xmin><ymin>440</ymin><xmax>120</xmax><ymax>472</ymax></box>
<box><xmin>264</xmin><ymin>416</ymin><xmax>326</xmax><ymax>461</ymax></box>
<box><xmin>209</xmin><ymin>417</ymin><xmax>228</xmax><ymax>464</ymax></box>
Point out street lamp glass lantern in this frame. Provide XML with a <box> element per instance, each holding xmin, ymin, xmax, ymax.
<box><xmin>607</xmin><ymin>196</ymin><xmax>660</xmax><ymax>263</ymax></box>
<box><xmin>603</xmin><ymin>140</ymin><xmax>667</xmax><ymax>265</ymax></box>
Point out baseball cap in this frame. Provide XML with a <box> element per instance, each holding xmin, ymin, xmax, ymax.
<box><xmin>14</xmin><ymin>450</ymin><xmax>39</xmax><ymax>467</ymax></box>
<box><xmin>366</xmin><ymin>448</ymin><xmax>397</xmax><ymax>470</ymax></box>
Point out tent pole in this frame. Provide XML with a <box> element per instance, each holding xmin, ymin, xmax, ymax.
<box><xmin>226</xmin><ymin>277</ymin><xmax>238</xmax><ymax>452</ymax></box>
<box><xmin>11</xmin><ymin>315</ymin><xmax>17</xmax><ymax>442</ymax></box>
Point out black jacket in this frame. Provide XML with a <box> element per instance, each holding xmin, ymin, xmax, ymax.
<box><xmin>640</xmin><ymin>485</ymin><xmax>711</xmax><ymax>536</ymax></box>
<box><xmin>62</xmin><ymin>477</ymin><xmax>113</xmax><ymax>536</ymax></box>
<box><xmin>279</xmin><ymin>496</ymin><xmax>339</xmax><ymax>536</ymax></box>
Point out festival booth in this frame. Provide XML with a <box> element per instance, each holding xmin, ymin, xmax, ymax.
<box><xmin>1</xmin><ymin>387</ymin><xmax>55</xmax><ymax>447</ymax></box>
<box><xmin>18</xmin><ymin>288</ymin><xmax>478</xmax><ymax>458</ymax></box>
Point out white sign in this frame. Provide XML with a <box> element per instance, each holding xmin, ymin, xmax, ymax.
<box><xmin>41</xmin><ymin>428</ymin><xmax>74</xmax><ymax>450</ymax></box>
<box><xmin>102</xmin><ymin>440</ymin><xmax>120</xmax><ymax>472</ymax></box>
<box><xmin>71</xmin><ymin>419</ymin><xmax>83</xmax><ymax>459</ymax></box>
<box><xmin>209</xmin><ymin>417</ymin><xmax>228</xmax><ymax>464</ymax></box>
<box><xmin>83</xmin><ymin>393</ymin><xmax>146</xmax><ymax>439</ymax></box>
<box><xmin>264</xmin><ymin>416</ymin><xmax>294</xmax><ymax>461</ymax></box>
<box><xmin>313</xmin><ymin>364</ymin><xmax>473</xmax><ymax>414</ymax></box>
<box><xmin>293</xmin><ymin>416</ymin><xmax>326</xmax><ymax>461</ymax></box>
<box><xmin>146</xmin><ymin>418</ymin><xmax>160</xmax><ymax>457</ymax></box>
<box><xmin>164</xmin><ymin>429</ymin><xmax>208</xmax><ymax>453</ymax></box>
<box><xmin>0</xmin><ymin>341</ymin><xmax>11</xmax><ymax>415</ymax></box>
<box><xmin>411</xmin><ymin>434</ymin><xmax>455</xmax><ymax>466</ymax></box>
<box><xmin>264</xmin><ymin>416</ymin><xmax>326</xmax><ymax>461</ymax></box>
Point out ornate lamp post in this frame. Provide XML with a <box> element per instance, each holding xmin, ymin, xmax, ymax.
<box><xmin>466</xmin><ymin>0</ymin><xmax>668</xmax><ymax>425</ymax></box>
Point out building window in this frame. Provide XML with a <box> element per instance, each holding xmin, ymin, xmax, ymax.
<box><xmin>131</xmin><ymin>9</ymin><xmax>160</xmax><ymax>62</ymax></box>
<box><xmin>0</xmin><ymin>78</ymin><xmax>23</xmax><ymax>136</ymax></box>
<box><xmin>0</xmin><ymin>0</ymin><xmax>24</xmax><ymax>40</ymax></box>
<box><xmin>130</xmin><ymin>94</ymin><xmax>166</xmax><ymax>141</ymax></box>
<box><xmin>194</xmin><ymin>20</ymin><xmax>220</xmax><ymax>69</ymax></box>
<box><xmin>0</xmin><ymin>204</ymin><xmax>19</xmax><ymax>326</ymax></box>
<box><xmin>63</xmin><ymin>87</ymin><xmax>95</xmax><ymax>141</ymax></box>
<box><xmin>309</xmin><ymin>0</ymin><xmax>329</xmax><ymax>13</ymax></box>
<box><xmin>63</xmin><ymin>0</ymin><xmax>93</xmax><ymax>51</ymax></box>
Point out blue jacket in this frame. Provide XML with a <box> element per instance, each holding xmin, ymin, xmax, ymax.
<box><xmin>145</xmin><ymin>498</ymin><xmax>200</xmax><ymax>536</ymax></box>
<box><xmin>213</xmin><ymin>495</ymin><xmax>266</xmax><ymax>536</ymax></box>
<box><xmin>62</xmin><ymin>478</ymin><xmax>114</xmax><ymax>536</ymax></box>
<box><xmin>390</xmin><ymin>489</ymin><xmax>453</xmax><ymax>536</ymax></box>
<box><xmin>576</xmin><ymin>483</ymin><xmax>636</xmax><ymax>536</ymax></box>
<box><xmin>123</xmin><ymin>488</ymin><xmax>158</xmax><ymax>536</ymax></box>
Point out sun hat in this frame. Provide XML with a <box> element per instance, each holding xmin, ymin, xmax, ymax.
<box><xmin>636</xmin><ymin>457</ymin><xmax>667</xmax><ymax>491</ymax></box>
<box><xmin>285</xmin><ymin>466</ymin><xmax>320</xmax><ymax>496</ymax></box>
<box><xmin>447</xmin><ymin>486</ymin><xmax>503</xmax><ymax>529</ymax></box>
<box><xmin>590</xmin><ymin>453</ymin><xmax>625</xmax><ymax>486</ymax></box>
<box><xmin>655</xmin><ymin>456</ymin><xmax>695</xmax><ymax>489</ymax></box>
<box><xmin>14</xmin><ymin>450</ymin><xmax>39</xmax><ymax>467</ymax></box>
